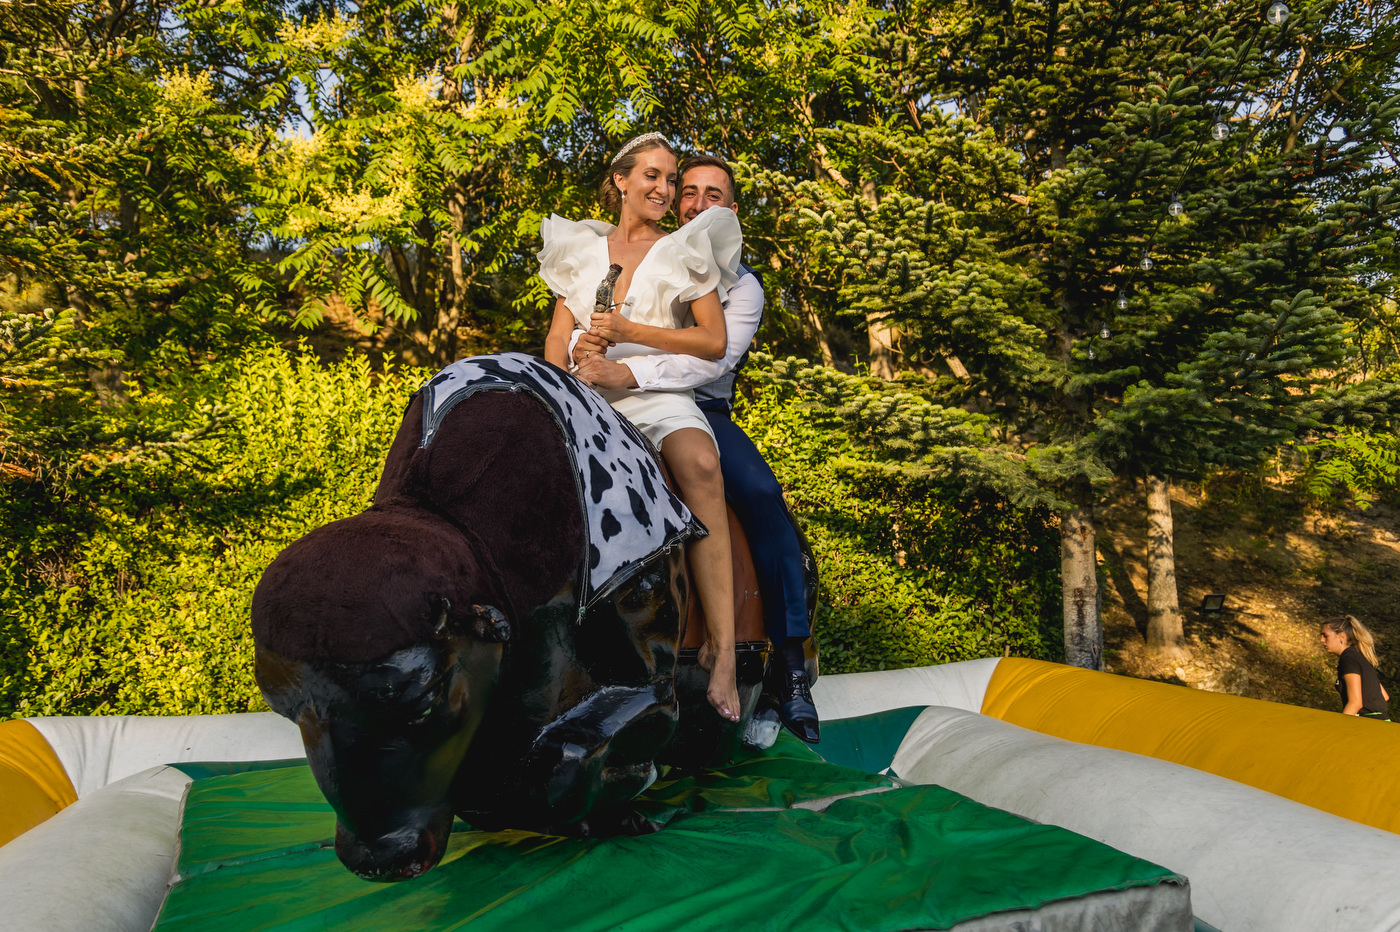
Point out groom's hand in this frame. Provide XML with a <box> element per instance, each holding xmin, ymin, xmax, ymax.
<box><xmin>576</xmin><ymin>355</ymin><xmax>639</xmax><ymax>390</ymax></box>
<box><xmin>572</xmin><ymin>331</ymin><xmax>611</xmax><ymax>367</ymax></box>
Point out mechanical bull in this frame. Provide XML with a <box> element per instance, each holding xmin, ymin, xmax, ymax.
<box><xmin>251</xmin><ymin>353</ymin><xmax>814</xmax><ymax>881</ymax></box>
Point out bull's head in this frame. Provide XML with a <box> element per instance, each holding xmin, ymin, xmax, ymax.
<box><xmin>255</xmin><ymin>602</ymin><xmax>508</xmax><ymax>880</ymax></box>
<box><xmin>251</xmin><ymin>511</ymin><xmax>510</xmax><ymax>881</ymax></box>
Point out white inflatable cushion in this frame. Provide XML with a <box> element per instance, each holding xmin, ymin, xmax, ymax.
<box><xmin>0</xmin><ymin>765</ymin><xmax>190</xmax><ymax>932</ymax></box>
<box><xmin>28</xmin><ymin>713</ymin><xmax>303</xmax><ymax>798</ymax></box>
<box><xmin>811</xmin><ymin>657</ymin><xmax>999</xmax><ymax>720</ymax></box>
<box><xmin>948</xmin><ymin>884</ymin><xmax>1191</xmax><ymax>931</ymax></box>
<box><xmin>892</xmin><ymin>706</ymin><xmax>1400</xmax><ymax>932</ymax></box>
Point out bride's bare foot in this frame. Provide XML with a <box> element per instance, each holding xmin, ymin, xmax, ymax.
<box><xmin>701</xmin><ymin>646</ymin><xmax>740</xmax><ymax>722</ymax></box>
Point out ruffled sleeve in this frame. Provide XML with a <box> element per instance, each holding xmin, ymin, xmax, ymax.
<box><xmin>537</xmin><ymin>214</ymin><xmax>614</xmax><ymax>328</ymax></box>
<box><xmin>624</xmin><ymin>208</ymin><xmax>743</xmax><ymax>329</ymax></box>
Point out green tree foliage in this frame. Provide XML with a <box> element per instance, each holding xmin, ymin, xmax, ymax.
<box><xmin>0</xmin><ymin>0</ymin><xmax>280</xmax><ymax>495</ymax></box>
<box><xmin>1304</xmin><ymin>428</ymin><xmax>1400</xmax><ymax>507</ymax></box>
<box><xmin>747</xmin><ymin>0</ymin><xmax>1400</xmax><ymax>664</ymax></box>
<box><xmin>226</xmin><ymin>0</ymin><xmax>715</xmax><ymax>363</ymax></box>
<box><xmin>4</xmin><ymin>0</ymin><xmax>1399</xmax><ymax>710</ymax></box>
<box><xmin>1302</xmin><ymin>295</ymin><xmax>1400</xmax><ymax>508</ymax></box>
<box><xmin>0</xmin><ymin>304</ymin><xmax>222</xmax><ymax>489</ymax></box>
<box><xmin>0</xmin><ymin>0</ymin><xmax>273</xmax><ymax>360</ymax></box>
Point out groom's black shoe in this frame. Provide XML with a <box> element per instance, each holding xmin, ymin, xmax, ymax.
<box><xmin>776</xmin><ymin>640</ymin><xmax>820</xmax><ymax>743</ymax></box>
<box><xmin>780</xmin><ymin>671</ymin><xmax>820</xmax><ymax>743</ymax></box>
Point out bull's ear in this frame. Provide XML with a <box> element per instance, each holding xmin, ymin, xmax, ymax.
<box><xmin>433</xmin><ymin>596</ymin><xmax>453</xmax><ymax>636</ymax></box>
<box><xmin>467</xmin><ymin>604</ymin><xmax>511</xmax><ymax>643</ymax></box>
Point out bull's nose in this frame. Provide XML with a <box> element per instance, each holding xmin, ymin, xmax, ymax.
<box><xmin>335</xmin><ymin>819</ymin><xmax>449</xmax><ymax>882</ymax></box>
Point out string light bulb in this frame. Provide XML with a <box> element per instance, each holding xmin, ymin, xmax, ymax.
<box><xmin>1266</xmin><ymin>1</ymin><xmax>1290</xmax><ymax>26</ymax></box>
<box><xmin>1087</xmin><ymin>347</ymin><xmax>1096</xmax><ymax>360</ymax></box>
<box><xmin>1101</xmin><ymin>324</ymin><xmax>1111</xmax><ymax>339</ymax></box>
<box><xmin>1140</xmin><ymin>250</ymin><xmax>1154</xmax><ymax>271</ymax></box>
<box><xmin>1211</xmin><ymin>120</ymin><xmax>1231</xmax><ymax>141</ymax></box>
<box><xmin>1169</xmin><ymin>193</ymin><xmax>1186</xmax><ymax>217</ymax></box>
<box><xmin>1117</xmin><ymin>291</ymin><xmax>1129</xmax><ymax>311</ymax></box>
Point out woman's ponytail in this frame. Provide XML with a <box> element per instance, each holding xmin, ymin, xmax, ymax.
<box><xmin>1323</xmin><ymin>614</ymin><xmax>1380</xmax><ymax>667</ymax></box>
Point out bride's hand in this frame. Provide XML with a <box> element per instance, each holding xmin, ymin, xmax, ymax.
<box><xmin>589</xmin><ymin>311</ymin><xmax>634</xmax><ymax>344</ymax></box>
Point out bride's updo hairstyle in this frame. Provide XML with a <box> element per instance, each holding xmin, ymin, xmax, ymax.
<box><xmin>600</xmin><ymin>132</ymin><xmax>676</xmax><ymax>213</ymax></box>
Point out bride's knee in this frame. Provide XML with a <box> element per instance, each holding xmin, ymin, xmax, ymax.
<box><xmin>662</xmin><ymin>432</ymin><xmax>722</xmax><ymax>492</ymax></box>
<box><xmin>687</xmin><ymin>446</ymin><xmax>721</xmax><ymax>485</ymax></box>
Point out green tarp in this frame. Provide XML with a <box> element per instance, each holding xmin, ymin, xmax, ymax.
<box><xmin>810</xmin><ymin>706</ymin><xmax>932</xmax><ymax>776</ymax></box>
<box><xmin>153</xmin><ymin>735</ymin><xmax>1181</xmax><ymax>932</ymax></box>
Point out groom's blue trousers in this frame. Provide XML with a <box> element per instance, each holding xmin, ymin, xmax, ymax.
<box><xmin>699</xmin><ymin>399</ymin><xmax>811</xmax><ymax>645</ymax></box>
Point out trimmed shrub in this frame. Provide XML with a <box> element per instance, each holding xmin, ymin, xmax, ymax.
<box><xmin>1</xmin><ymin>346</ymin><xmax>1060</xmax><ymax>717</ymax></box>
<box><xmin>734</xmin><ymin>373</ymin><xmax>1061</xmax><ymax>674</ymax></box>
<box><xmin>1</xmin><ymin>346</ymin><xmax>426</xmax><ymax>717</ymax></box>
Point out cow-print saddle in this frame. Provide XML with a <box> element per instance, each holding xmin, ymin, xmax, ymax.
<box><xmin>419</xmin><ymin>353</ymin><xmax>705</xmax><ymax>619</ymax></box>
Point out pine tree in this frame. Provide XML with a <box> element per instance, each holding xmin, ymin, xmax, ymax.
<box><xmin>750</xmin><ymin>0</ymin><xmax>1400</xmax><ymax>666</ymax></box>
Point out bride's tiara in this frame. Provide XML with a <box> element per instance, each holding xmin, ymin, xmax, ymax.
<box><xmin>610</xmin><ymin>132</ymin><xmax>672</xmax><ymax>166</ymax></box>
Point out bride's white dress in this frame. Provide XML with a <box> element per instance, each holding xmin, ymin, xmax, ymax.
<box><xmin>537</xmin><ymin>208</ymin><xmax>742</xmax><ymax>447</ymax></box>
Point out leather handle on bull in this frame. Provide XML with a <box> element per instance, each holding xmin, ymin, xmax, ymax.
<box><xmin>467</xmin><ymin>604</ymin><xmax>510</xmax><ymax>643</ymax></box>
<box><xmin>568</xmin><ymin>264</ymin><xmax>624</xmax><ymax>376</ymax></box>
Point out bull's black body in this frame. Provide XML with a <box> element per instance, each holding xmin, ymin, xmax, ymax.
<box><xmin>252</xmin><ymin>380</ymin><xmax>784</xmax><ymax>881</ymax></box>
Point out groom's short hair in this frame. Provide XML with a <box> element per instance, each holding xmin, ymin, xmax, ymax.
<box><xmin>678</xmin><ymin>155</ymin><xmax>736</xmax><ymax>202</ymax></box>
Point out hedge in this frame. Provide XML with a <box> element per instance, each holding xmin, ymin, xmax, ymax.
<box><xmin>1</xmin><ymin>347</ymin><xmax>1059</xmax><ymax>718</ymax></box>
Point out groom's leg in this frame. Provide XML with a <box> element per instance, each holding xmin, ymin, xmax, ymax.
<box><xmin>702</xmin><ymin>406</ymin><xmax>819</xmax><ymax>742</ymax></box>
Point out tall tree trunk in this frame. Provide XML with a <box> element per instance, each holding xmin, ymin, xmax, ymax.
<box><xmin>792</xmin><ymin>277</ymin><xmax>833</xmax><ymax>365</ymax></box>
<box><xmin>764</xmin><ymin>231</ymin><xmax>831</xmax><ymax>365</ymax></box>
<box><xmin>429</xmin><ymin>5</ymin><xmax>478</xmax><ymax>366</ymax></box>
<box><xmin>1060</xmin><ymin>506</ymin><xmax>1103</xmax><ymax>669</ymax></box>
<box><xmin>858</xmin><ymin>176</ymin><xmax>901</xmax><ymax>378</ymax></box>
<box><xmin>60</xmin><ymin>183</ymin><xmax>92</xmax><ymax>320</ymax></box>
<box><xmin>1145</xmin><ymin>475</ymin><xmax>1189</xmax><ymax>657</ymax></box>
<box><xmin>868</xmin><ymin>316</ymin><xmax>899</xmax><ymax>378</ymax></box>
<box><xmin>428</xmin><ymin>218</ymin><xmax>467</xmax><ymax>364</ymax></box>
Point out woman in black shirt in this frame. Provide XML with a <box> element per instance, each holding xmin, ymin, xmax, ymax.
<box><xmin>1320</xmin><ymin>615</ymin><xmax>1391</xmax><ymax>720</ymax></box>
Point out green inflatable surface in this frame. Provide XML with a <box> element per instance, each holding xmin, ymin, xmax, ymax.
<box><xmin>810</xmin><ymin>706</ymin><xmax>932</xmax><ymax>776</ymax></box>
<box><xmin>153</xmin><ymin>735</ymin><xmax>1181</xmax><ymax>932</ymax></box>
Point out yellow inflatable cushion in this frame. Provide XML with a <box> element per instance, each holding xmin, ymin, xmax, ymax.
<box><xmin>982</xmin><ymin>657</ymin><xmax>1400</xmax><ymax>835</ymax></box>
<box><xmin>0</xmin><ymin>719</ymin><xmax>78</xmax><ymax>846</ymax></box>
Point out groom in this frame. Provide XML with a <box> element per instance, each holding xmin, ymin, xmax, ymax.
<box><xmin>571</xmin><ymin>155</ymin><xmax>820</xmax><ymax>744</ymax></box>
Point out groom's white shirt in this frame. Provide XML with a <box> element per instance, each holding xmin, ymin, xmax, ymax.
<box><xmin>567</xmin><ymin>269</ymin><xmax>764</xmax><ymax>393</ymax></box>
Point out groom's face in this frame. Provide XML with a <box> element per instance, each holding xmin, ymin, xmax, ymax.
<box><xmin>678</xmin><ymin>166</ymin><xmax>736</xmax><ymax>225</ymax></box>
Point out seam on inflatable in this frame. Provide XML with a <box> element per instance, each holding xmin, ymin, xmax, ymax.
<box><xmin>720</xmin><ymin>785</ymin><xmax>899</xmax><ymax>813</ymax></box>
<box><xmin>169</xmin><ymin>778</ymin><xmax>193</xmax><ymax>886</ymax></box>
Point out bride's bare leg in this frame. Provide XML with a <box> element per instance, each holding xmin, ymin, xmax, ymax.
<box><xmin>661</xmin><ymin>428</ymin><xmax>739</xmax><ymax>722</ymax></box>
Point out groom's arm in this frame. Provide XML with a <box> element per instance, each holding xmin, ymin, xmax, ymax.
<box><xmin>572</xmin><ymin>273</ymin><xmax>763</xmax><ymax>391</ymax></box>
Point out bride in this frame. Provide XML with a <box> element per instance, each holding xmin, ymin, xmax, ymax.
<box><xmin>540</xmin><ymin>133</ymin><xmax>742</xmax><ymax>723</ymax></box>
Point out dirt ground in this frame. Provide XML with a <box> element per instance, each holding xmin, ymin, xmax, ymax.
<box><xmin>1098</xmin><ymin>480</ymin><xmax>1400</xmax><ymax>716</ymax></box>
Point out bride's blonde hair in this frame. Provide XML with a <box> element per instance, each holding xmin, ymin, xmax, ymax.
<box><xmin>599</xmin><ymin>133</ymin><xmax>676</xmax><ymax>213</ymax></box>
<box><xmin>1322</xmin><ymin>614</ymin><xmax>1380</xmax><ymax>666</ymax></box>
